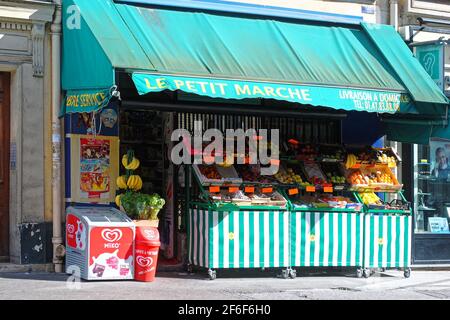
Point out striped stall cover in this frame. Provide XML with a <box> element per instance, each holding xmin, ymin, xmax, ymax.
<box><xmin>290</xmin><ymin>211</ymin><xmax>364</xmax><ymax>267</ymax></box>
<box><xmin>363</xmin><ymin>214</ymin><xmax>412</xmax><ymax>268</ymax></box>
<box><xmin>188</xmin><ymin>209</ymin><xmax>290</xmax><ymax>269</ymax></box>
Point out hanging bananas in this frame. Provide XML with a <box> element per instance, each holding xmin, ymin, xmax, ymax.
<box><xmin>126</xmin><ymin>175</ymin><xmax>143</xmax><ymax>191</ymax></box>
<box><xmin>116</xmin><ymin>175</ymin><xmax>128</xmax><ymax>189</ymax></box>
<box><xmin>122</xmin><ymin>154</ymin><xmax>140</xmax><ymax>170</ymax></box>
<box><xmin>115</xmin><ymin>194</ymin><xmax>122</xmax><ymax>207</ymax></box>
<box><xmin>345</xmin><ymin>154</ymin><xmax>358</xmax><ymax>169</ymax></box>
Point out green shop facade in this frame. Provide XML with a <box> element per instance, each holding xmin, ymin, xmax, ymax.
<box><xmin>61</xmin><ymin>0</ymin><xmax>450</xmax><ymax>277</ymax></box>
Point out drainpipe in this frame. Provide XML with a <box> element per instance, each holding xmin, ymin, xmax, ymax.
<box><xmin>390</xmin><ymin>0</ymin><xmax>399</xmax><ymax>31</ymax></box>
<box><xmin>51</xmin><ymin>0</ymin><xmax>65</xmax><ymax>273</ymax></box>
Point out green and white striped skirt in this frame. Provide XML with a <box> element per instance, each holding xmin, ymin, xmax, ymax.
<box><xmin>188</xmin><ymin>209</ymin><xmax>290</xmax><ymax>269</ymax></box>
<box><xmin>363</xmin><ymin>214</ymin><xmax>412</xmax><ymax>268</ymax></box>
<box><xmin>290</xmin><ymin>211</ymin><xmax>364</xmax><ymax>267</ymax></box>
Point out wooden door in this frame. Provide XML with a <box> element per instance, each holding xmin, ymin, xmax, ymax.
<box><xmin>0</xmin><ymin>72</ymin><xmax>10</xmax><ymax>260</ymax></box>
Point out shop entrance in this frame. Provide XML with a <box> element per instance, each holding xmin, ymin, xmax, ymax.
<box><xmin>0</xmin><ymin>72</ymin><xmax>10</xmax><ymax>261</ymax></box>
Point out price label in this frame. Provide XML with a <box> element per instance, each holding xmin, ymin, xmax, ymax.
<box><xmin>306</xmin><ymin>186</ymin><xmax>316</xmax><ymax>192</ymax></box>
<box><xmin>229</xmin><ymin>187</ymin><xmax>239</xmax><ymax>193</ymax></box>
<box><xmin>262</xmin><ymin>187</ymin><xmax>273</xmax><ymax>194</ymax></box>
<box><xmin>209</xmin><ymin>186</ymin><xmax>220</xmax><ymax>193</ymax></box>
<box><xmin>324</xmin><ymin>187</ymin><xmax>333</xmax><ymax>193</ymax></box>
<box><xmin>421</xmin><ymin>159</ymin><xmax>429</xmax><ymax>163</ymax></box>
<box><xmin>244</xmin><ymin>186</ymin><xmax>255</xmax><ymax>193</ymax></box>
<box><xmin>288</xmin><ymin>188</ymin><xmax>299</xmax><ymax>195</ymax></box>
<box><xmin>253</xmin><ymin>135</ymin><xmax>263</xmax><ymax>141</ymax></box>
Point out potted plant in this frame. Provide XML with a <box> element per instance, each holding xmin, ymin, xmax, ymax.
<box><xmin>115</xmin><ymin>150</ymin><xmax>165</xmax><ymax>226</ymax></box>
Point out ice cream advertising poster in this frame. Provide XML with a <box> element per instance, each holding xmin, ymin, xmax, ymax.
<box><xmin>88</xmin><ymin>227</ymin><xmax>134</xmax><ymax>279</ymax></box>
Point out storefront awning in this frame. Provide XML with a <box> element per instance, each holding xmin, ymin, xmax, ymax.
<box><xmin>62</xmin><ymin>0</ymin><xmax>448</xmax><ymax>118</ymax></box>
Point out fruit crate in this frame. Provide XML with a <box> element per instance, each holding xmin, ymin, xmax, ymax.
<box><xmin>345</xmin><ymin>165</ymin><xmax>403</xmax><ymax>192</ymax></box>
<box><xmin>193</xmin><ymin>164</ymin><xmax>224</xmax><ymax>186</ymax></box>
<box><xmin>215</xmin><ymin>165</ymin><xmax>242</xmax><ymax>185</ymax></box>
<box><xmin>318</xmin><ymin>144</ymin><xmax>345</xmax><ymax>162</ymax></box>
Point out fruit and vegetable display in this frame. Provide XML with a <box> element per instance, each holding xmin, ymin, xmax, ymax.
<box><xmin>274</xmin><ymin>166</ymin><xmax>311</xmax><ymax>187</ymax></box>
<box><xmin>236</xmin><ymin>165</ymin><xmax>276</xmax><ymax>184</ymax></box>
<box><xmin>206</xmin><ymin>188</ymin><xmax>287</xmax><ymax>207</ymax></box>
<box><xmin>115</xmin><ymin>150</ymin><xmax>166</xmax><ymax>220</ymax></box>
<box><xmin>291</xmin><ymin>194</ymin><xmax>362</xmax><ymax>210</ymax></box>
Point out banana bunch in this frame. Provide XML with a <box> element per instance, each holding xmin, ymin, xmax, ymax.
<box><xmin>359</xmin><ymin>192</ymin><xmax>381</xmax><ymax>205</ymax></box>
<box><xmin>345</xmin><ymin>154</ymin><xmax>358</xmax><ymax>169</ymax></box>
<box><xmin>127</xmin><ymin>175</ymin><xmax>143</xmax><ymax>191</ymax></box>
<box><xmin>116</xmin><ymin>175</ymin><xmax>128</xmax><ymax>189</ymax></box>
<box><xmin>116</xmin><ymin>174</ymin><xmax>143</xmax><ymax>191</ymax></box>
<box><xmin>115</xmin><ymin>194</ymin><xmax>122</xmax><ymax>207</ymax></box>
<box><xmin>122</xmin><ymin>154</ymin><xmax>140</xmax><ymax>170</ymax></box>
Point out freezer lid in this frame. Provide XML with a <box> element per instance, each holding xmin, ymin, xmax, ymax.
<box><xmin>69</xmin><ymin>207</ymin><xmax>132</xmax><ymax>223</ymax></box>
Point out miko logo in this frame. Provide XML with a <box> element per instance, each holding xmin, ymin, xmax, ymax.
<box><xmin>101</xmin><ymin>229</ymin><xmax>123</xmax><ymax>242</ymax></box>
<box><xmin>136</xmin><ymin>256</ymin><xmax>153</xmax><ymax>268</ymax></box>
<box><xmin>67</xmin><ymin>224</ymin><xmax>75</xmax><ymax>234</ymax></box>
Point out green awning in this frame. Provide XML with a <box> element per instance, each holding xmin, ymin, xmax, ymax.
<box><xmin>62</xmin><ymin>0</ymin><xmax>448</xmax><ymax>120</ymax></box>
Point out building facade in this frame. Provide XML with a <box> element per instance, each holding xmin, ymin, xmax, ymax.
<box><xmin>0</xmin><ymin>0</ymin><xmax>55</xmax><ymax>266</ymax></box>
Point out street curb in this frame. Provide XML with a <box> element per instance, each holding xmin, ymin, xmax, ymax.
<box><xmin>411</xmin><ymin>265</ymin><xmax>450</xmax><ymax>271</ymax></box>
<box><xmin>0</xmin><ymin>263</ymin><xmax>55</xmax><ymax>273</ymax></box>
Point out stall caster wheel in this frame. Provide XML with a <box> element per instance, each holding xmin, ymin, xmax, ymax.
<box><xmin>404</xmin><ymin>268</ymin><xmax>411</xmax><ymax>279</ymax></box>
<box><xmin>356</xmin><ymin>268</ymin><xmax>363</xmax><ymax>278</ymax></box>
<box><xmin>208</xmin><ymin>269</ymin><xmax>217</xmax><ymax>280</ymax></box>
<box><xmin>186</xmin><ymin>264</ymin><xmax>194</xmax><ymax>273</ymax></box>
<box><xmin>380</xmin><ymin>268</ymin><xmax>386</xmax><ymax>273</ymax></box>
<box><xmin>363</xmin><ymin>268</ymin><xmax>371</xmax><ymax>278</ymax></box>
<box><xmin>289</xmin><ymin>269</ymin><xmax>297</xmax><ymax>279</ymax></box>
<box><xmin>280</xmin><ymin>269</ymin><xmax>290</xmax><ymax>279</ymax></box>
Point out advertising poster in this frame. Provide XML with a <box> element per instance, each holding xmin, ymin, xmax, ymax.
<box><xmin>80</xmin><ymin>138</ymin><xmax>111</xmax><ymax>198</ymax></box>
<box><xmin>70</xmin><ymin>134</ymin><xmax>119</xmax><ymax>203</ymax></box>
<box><xmin>430</xmin><ymin>138</ymin><xmax>450</xmax><ymax>181</ymax></box>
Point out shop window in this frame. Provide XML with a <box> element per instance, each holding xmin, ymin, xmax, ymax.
<box><xmin>414</xmin><ymin>141</ymin><xmax>450</xmax><ymax>234</ymax></box>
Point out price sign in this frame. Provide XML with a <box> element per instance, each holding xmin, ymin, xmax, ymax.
<box><xmin>306</xmin><ymin>186</ymin><xmax>316</xmax><ymax>192</ymax></box>
<box><xmin>288</xmin><ymin>188</ymin><xmax>299</xmax><ymax>195</ymax></box>
<box><xmin>324</xmin><ymin>187</ymin><xmax>333</xmax><ymax>193</ymax></box>
<box><xmin>244</xmin><ymin>186</ymin><xmax>255</xmax><ymax>193</ymax></box>
<box><xmin>262</xmin><ymin>187</ymin><xmax>273</xmax><ymax>194</ymax></box>
<box><xmin>229</xmin><ymin>187</ymin><xmax>239</xmax><ymax>193</ymax></box>
<box><xmin>209</xmin><ymin>186</ymin><xmax>220</xmax><ymax>193</ymax></box>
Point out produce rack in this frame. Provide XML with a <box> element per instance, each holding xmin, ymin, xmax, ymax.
<box><xmin>186</xmin><ymin>164</ymin><xmax>291</xmax><ymax>280</ymax></box>
<box><xmin>185</xmin><ymin>142</ymin><xmax>411</xmax><ymax>279</ymax></box>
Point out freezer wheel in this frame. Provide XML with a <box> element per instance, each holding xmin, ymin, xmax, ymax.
<box><xmin>281</xmin><ymin>269</ymin><xmax>289</xmax><ymax>279</ymax></box>
<box><xmin>186</xmin><ymin>264</ymin><xmax>194</xmax><ymax>273</ymax></box>
<box><xmin>404</xmin><ymin>268</ymin><xmax>411</xmax><ymax>278</ymax></box>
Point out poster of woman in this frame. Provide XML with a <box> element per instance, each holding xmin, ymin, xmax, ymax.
<box><xmin>430</xmin><ymin>138</ymin><xmax>450</xmax><ymax>180</ymax></box>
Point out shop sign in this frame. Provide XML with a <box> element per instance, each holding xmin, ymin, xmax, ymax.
<box><xmin>428</xmin><ymin>217</ymin><xmax>449</xmax><ymax>233</ymax></box>
<box><xmin>133</xmin><ymin>73</ymin><xmax>413</xmax><ymax>114</ymax></box>
<box><xmin>416</xmin><ymin>44</ymin><xmax>445</xmax><ymax>91</ymax></box>
<box><xmin>64</xmin><ymin>89</ymin><xmax>110</xmax><ymax>114</ymax></box>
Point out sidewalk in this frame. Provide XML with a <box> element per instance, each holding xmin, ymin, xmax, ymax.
<box><xmin>1</xmin><ymin>268</ymin><xmax>450</xmax><ymax>300</ymax></box>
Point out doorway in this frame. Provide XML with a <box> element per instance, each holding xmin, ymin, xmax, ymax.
<box><xmin>0</xmin><ymin>72</ymin><xmax>10</xmax><ymax>261</ymax></box>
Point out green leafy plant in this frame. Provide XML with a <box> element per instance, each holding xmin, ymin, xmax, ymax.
<box><xmin>120</xmin><ymin>191</ymin><xmax>166</xmax><ymax>220</ymax></box>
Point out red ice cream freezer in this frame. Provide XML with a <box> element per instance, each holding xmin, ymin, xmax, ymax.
<box><xmin>65</xmin><ymin>206</ymin><xmax>135</xmax><ymax>280</ymax></box>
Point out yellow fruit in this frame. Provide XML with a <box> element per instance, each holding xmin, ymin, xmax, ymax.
<box><xmin>116</xmin><ymin>175</ymin><xmax>128</xmax><ymax>189</ymax></box>
<box><xmin>122</xmin><ymin>154</ymin><xmax>130</xmax><ymax>168</ymax></box>
<box><xmin>115</xmin><ymin>194</ymin><xmax>122</xmax><ymax>207</ymax></box>
<box><xmin>127</xmin><ymin>175</ymin><xmax>136</xmax><ymax>189</ymax></box>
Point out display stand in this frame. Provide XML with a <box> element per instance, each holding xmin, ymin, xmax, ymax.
<box><xmin>186</xmin><ymin>166</ymin><xmax>291</xmax><ymax>280</ymax></box>
<box><xmin>355</xmin><ymin>191</ymin><xmax>412</xmax><ymax>278</ymax></box>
